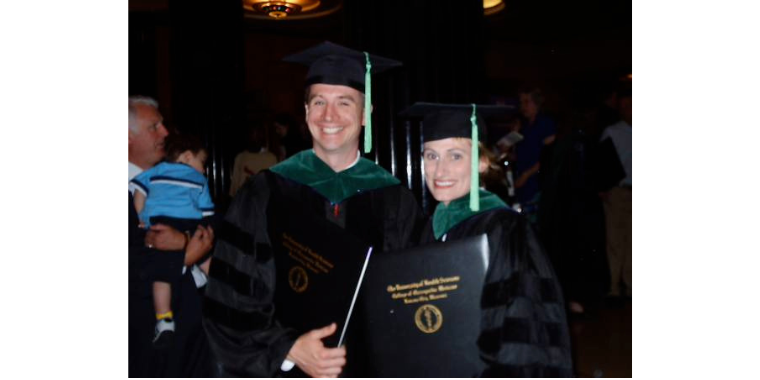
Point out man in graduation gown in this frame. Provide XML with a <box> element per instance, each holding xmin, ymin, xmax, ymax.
<box><xmin>202</xmin><ymin>42</ymin><xmax>425</xmax><ymax>377</ymax></box>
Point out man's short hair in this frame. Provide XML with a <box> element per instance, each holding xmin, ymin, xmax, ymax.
<box><xmin>128</xmin><ymin>95</ymin><xmax>159</xmax><ymax>132</ymax></box>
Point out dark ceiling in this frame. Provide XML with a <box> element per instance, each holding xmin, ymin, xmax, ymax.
<box><xmin>129</xmin><ymin>1</ymin><xmax>631</xmax><ymax>45</ymax></box>
<box><xmin>129</xmin><ymin>0</ymin><xmax>631</xmax><ymax>111</ymax></box>
<box><xmin>485</xmin><ymin>0</ymin><xmax>631</xmax><ymax>44</ymax></box>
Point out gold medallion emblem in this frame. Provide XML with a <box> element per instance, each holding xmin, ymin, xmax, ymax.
<box><xmin>414</xmin><ymin>304</ymin><xmax>443</xmax><ymax>333</ymax></box>
<box><xmin>288</xmin><ymin>266</ymin><xmax>308</xmax><ymax>293</ymax></box>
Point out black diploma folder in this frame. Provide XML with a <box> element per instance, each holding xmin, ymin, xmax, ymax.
<box><xmin>269</xmin><ymin>208</ymin><xmax>373</xmax><ymax>348</ymax></box>
<box><xmin>361</xmin><ymin>234</ymin><xmax>489</xmax><ymax>377</ymax></box>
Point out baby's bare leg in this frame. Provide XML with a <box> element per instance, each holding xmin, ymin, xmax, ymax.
<box><xmin>153</xmin><ymin>282</ymin><xmax>172</xmax><ymax>317</ymax></box>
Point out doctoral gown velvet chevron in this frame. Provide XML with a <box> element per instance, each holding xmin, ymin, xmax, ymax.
<box><xmin>202</xmin><ymin>152</ymin><xmax>425</xmax><ymax>377</ymax></box>
<box><xmin>421</xmin><ymin>192</ymin><xmax>574</xmax><ymax>377</ymax></box>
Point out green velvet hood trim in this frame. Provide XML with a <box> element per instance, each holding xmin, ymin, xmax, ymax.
<box><xmin>269</xmin><ymin>150</ymin><xmax>400</xmax><ymax>204</ymax></box>
<box><xmin>432</xmin><ymin>189</ymin><xmax>507</xmax><ymax>239</ymax></box>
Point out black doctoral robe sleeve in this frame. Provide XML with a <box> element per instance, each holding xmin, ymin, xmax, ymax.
<box><xmin>202</xmin><ymin>174</ymin><xmax>300</xmax><ymax>377</ymax></box>
<box><xmin>477</xmin><ymin>213</ymin><xmax>574</xmax><ymax>377</ymax></box>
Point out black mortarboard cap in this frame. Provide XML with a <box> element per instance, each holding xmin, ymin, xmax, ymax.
<box><xmin>282</xmin><ymin>41</ymin><xmax>402</xmax><ymax>94</ymax></box>
<box><xmin>400</xmin><ymin>102</ymin><xmax>514</xmax><ymax>144</ymax></box>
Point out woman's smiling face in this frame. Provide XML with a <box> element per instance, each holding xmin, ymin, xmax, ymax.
<box><xmin>422</xmin><ymin>137</ymin><xmax>473</xmax><ymax>206</ymax></box>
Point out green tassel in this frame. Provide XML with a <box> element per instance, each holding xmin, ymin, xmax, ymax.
<box><xmin>363</xmin><ymin>52</ymin><xmax>372</xmax><ymax>154</ymax></box>
<box><xmin>470</xmin><ymin>104</ymin><xmax>479</xmax><ymax>212</ymax></box>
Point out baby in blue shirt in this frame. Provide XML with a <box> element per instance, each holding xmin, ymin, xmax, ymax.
<box><xmin>131</xmin><ymin>134</ymin><xmax>214</xmax><ymax>347</ymax></box>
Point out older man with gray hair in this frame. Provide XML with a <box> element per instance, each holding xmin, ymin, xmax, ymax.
<box><xmin>128</xmin><ymin>95</ymin><xmax>215</xmax><ymax>377</ymax></box>
<box><xmin>129</xmin><ymin>96</ymin><xmax>166</xmax><ymax>174</ymax></box>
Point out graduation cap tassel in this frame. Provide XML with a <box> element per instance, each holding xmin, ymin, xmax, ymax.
<box><xmin>363</xmin><ymin>52</ymin><xmax>373</xmax><ymax>154</ymax></box>
<box><xmin>470</xmin><ymin>104</ymin><xmax>480</xmax><ymax>212</ymax></box>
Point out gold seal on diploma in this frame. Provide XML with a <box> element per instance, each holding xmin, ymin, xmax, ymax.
<box><xmin>414</xmin><ymin>304</ymin><xmax>443</xmax><ymax>333</ymax></box>
<box><xmin>288</xmin><ymin>266</ymin><xmax>309</xmax><ymax>293</ymax></box>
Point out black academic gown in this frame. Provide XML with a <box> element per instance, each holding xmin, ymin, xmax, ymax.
<box><xmin>421</xmin><ymin>207</ymin><xmax>574</xmax><ymax>377</ymax></box>
<box><xmin>203</xmin><ymin>169</ymin><xmax>424</xmax><ymax>377</ymax></box>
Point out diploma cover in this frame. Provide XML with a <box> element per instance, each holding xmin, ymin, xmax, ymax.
<box><xmin>269</xmin><ymin>205</ymin><xmax>373</xmax><ymax>348</ymax></box>
<box><xmin>361</xmin><ymin>234</ymin><xmax>489</xmax><ymax>377</ymax></box>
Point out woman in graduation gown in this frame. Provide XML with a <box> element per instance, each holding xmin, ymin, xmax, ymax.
<box><xmin>408</xmin><ymin>103</ymin><xmax>574</xmax><ymax>377</ymax></box>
